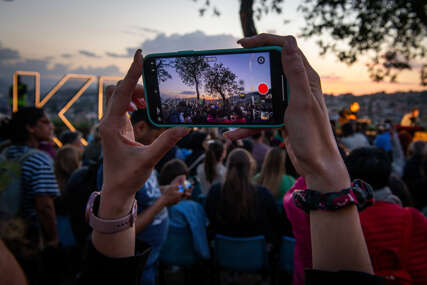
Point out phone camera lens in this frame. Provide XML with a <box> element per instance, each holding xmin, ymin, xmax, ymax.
<box><xmin>257</xmin><ymin>56</ymin><xmax>265</xmax><ymax>64</ymax></box>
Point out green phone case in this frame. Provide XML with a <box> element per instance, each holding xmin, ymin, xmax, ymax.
<box><xmin>142</xmin><ymin>46</ymin><xmax>288</xmax><ymax>128</ymax></box>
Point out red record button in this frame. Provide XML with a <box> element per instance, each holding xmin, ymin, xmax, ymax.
<box><xmin>258</xmin><ymin>83</ymin><xmax>269</xmax><ymax>95</ymax></box>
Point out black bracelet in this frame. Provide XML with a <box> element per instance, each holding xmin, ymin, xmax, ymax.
<box><xmin>292</xmin><ymin>179</ymin><xmax>374</xmax><ymax>213</ymax></box>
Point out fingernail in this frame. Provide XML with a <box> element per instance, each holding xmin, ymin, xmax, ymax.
<box><xmin>134</xmin><ymin>49</ymin><xmax>143</xmax><ymax>62</ymax></box>
<box><xmin>284</xmin><ymin>37</ymin><xmax>298</xmax><ymax>55</ymax></box>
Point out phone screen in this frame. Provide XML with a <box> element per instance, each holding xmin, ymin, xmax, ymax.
<box><xmin>144</xmin><ymin>49</ymin><xmax>286</xmax><ymax>126</ymax></box>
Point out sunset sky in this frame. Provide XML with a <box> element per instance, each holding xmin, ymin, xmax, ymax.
<box><xmin>157</xmin><ymin>52</ymin><xmax>271</xmax><ymax>98</ymax></box>
<box><xmin>0</xmin><ymin>0</ymin><xmax>424</xmax><ymax>95</ymax></box>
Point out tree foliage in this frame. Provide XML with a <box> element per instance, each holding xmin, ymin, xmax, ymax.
<box><xmin>174</xmin><ymin>56</ymin><xmax>209</xmax><ymax>101</ymax></box>
<box><xmin>203</xmin><ymin>63</ymin><xmax>243</xmax><ymax>103</ymax></box>
<box><xmin>156</xmin><ymin>59</ymin><xmax>172</xmax><ymax>82</ymax></box>
<box><xmin>298</xmin><ymin>0</ymin><xmax>427</xmax><ymax>85</ymax></box>
<box><xmin>193</xmin><ymin>0</ymin><xmax>427</xmax><ymax>85</ymax></box>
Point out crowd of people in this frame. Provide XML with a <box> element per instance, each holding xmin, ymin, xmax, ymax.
<box><xmin>161</xmin><ymin>97</ymin><xmax>273</xmax><ymax>124</ymax></box>
<box><xmin>0</xmin><ymin>34</ymin><xmax>426</xmax><ymax>285</ymax></box>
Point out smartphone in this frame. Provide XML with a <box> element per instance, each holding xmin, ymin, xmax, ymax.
<box><xmin>142</xmin><ymin>47</ymin><xmax>287</xmax><ymax>127</ymax></box>
<box><xmin>178</xmin><ymin>180</ymin><xmax>192</xmax><ymax>192</ymax></box>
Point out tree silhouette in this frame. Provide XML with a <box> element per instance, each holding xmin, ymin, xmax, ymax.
<box><xmin>156</xmin><ymin>59</ymin><xmax>172</xmax><ymax>82</ymax></box>
<box><xmin>204</xmin><ymin>63</ymin><xmax>243</xmax><ymax>104</ymax></box>
<box><xmin>193</xmin><ymin>0</ymin><xmax>426</xmax><ymax>85</ymax></box>
<box><xmin>174</xmin><ymin>56</ymin><xmax>209</xmax><ymax>101</ymax></box>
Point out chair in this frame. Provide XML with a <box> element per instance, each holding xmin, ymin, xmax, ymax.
<box><xmin>279</xmin><ymin>236</ymin><xmax>295</xmax><ymax>273</ymax></box>
<box><xmin>214</xmin><ymin>234</ymin><xmax>268</xmax><ymax>272</ymax></box>
<box><xmin>274</xmin><ymin>236</ymin><xmax>296</xmax><ymax>284</ymax></box>
<box><xmin>158</xmin><ymin>226</ymin><xmax>201</xmax><ymax>284</ymax></box>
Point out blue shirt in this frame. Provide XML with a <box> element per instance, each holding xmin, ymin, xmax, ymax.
<box><xmin>374</xmin><ymin>132</ymin><xmax>392</xmax><ymax>152</ymax></box>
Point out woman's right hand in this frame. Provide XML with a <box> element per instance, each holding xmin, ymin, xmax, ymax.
<box><xmin>225</xmin><ymin>34</ymin><xmax>350</xmax><ymax>192</ymax></box>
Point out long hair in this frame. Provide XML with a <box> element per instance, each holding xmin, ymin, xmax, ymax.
<box><xmin>204</xmin><ymin>140</ymin><xmax>224</xmax><ymax>183</ymax></box>
<box><xmin>54</xmin><ymin>145</ymin><xmax>81</xmax><ymax>193</ymax></box>
<box><xmin>256</xmin><ymin>147</ymin><xmax>285</xmax><ymax>198</ymax></box>
<box><xmin>219</xmin><ymin>148</ymin><xmax>256</xmax><ymax>224</ymax></box>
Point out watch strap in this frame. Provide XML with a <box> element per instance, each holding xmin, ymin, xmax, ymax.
<box><xmin>85</xmin><ymin>191</ymin><xmax>137</xmax><ymax>234</ymax></box>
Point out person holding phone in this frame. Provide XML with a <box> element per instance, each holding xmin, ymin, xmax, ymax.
<box><xmin>78</xmin><ymin>34</ymin><xmax>382</xmax><ymax>284</ymax></box>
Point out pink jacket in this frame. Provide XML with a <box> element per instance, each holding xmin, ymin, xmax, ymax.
<box><xmin>283</xmin><ymin>177</ymin><xmax>311</xmax><ymax>285</ymax></box>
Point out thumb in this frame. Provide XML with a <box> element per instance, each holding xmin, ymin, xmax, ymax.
<box><xmin>146</xmin><ymin>127</ymin><xmax>190</xmax><ymax>164</ymax></box>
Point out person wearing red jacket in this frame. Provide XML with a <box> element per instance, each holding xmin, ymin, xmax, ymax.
<box><xmin>284</xmin><ymin>146</ymin><xmax>427</xmax><ymax>284</ymax></box>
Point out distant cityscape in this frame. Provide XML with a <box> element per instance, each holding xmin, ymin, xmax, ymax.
<box><xmin>0</xmin><ymin>87</ymin><xmax>426</xmax><ymax>128</ymax></box>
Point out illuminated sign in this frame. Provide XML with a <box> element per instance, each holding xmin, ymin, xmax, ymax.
<box><xmin>12</xmin><ymin>71</ymin><xmax>122</xmax><ymax>146</ymax></box>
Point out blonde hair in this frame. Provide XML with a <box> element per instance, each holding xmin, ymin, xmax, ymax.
<box><xmin>54</xmin><ymin>145</ymin><xmax>81</xmax><ymax>193</ymax></box>
<box><xmin>256</xmin><ymin>147</ymin><xmax>286</xmax><ymax>198</ymax></box>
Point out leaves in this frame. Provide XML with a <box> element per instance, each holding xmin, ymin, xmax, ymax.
<box><xmin>174</xmin><ymin>56</ymin><xmax>210</xmax><ymax>100</ymax></box>
<box><xmin>203</xmin><ymin>63</ymin><xmax>242</xmax><ymax>103</ymax></box>
<box><xmin>298</xmin><ymin>0</ymin><xmax>426</xmax><ymax>84</ymax></box>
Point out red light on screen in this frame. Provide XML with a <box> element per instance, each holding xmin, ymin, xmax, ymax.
<box><xmin>258</xmin><ymin>83</ymin><xmax>269</xmax><ymax>95</ymax></box>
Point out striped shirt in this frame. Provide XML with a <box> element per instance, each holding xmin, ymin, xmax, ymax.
<box><xmin>5</xmin><ymin>145</ymin><xmax>60</xmax><ymax>219</ymax></box>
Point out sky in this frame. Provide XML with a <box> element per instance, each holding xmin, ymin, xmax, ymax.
<box><xmin>0</xmin><ymin>0</ymin><xmax>425</xmax><ymax>96</ymax></box>
<box><xmin>158</xmin><ymin>52</ymin><xmax>271</xmax><ymax>99</ymax></box>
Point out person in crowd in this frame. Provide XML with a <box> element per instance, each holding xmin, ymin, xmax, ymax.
<box><xmin>154</xmin><ymin>144</ymin><xmax>185</xmax><ymax>173</ymax></box>
<box><xmin>255</xmin><ymin>147</ymin><xmax>296</xmax><ymax>202</ymax></box>
<box><xmin>184</xmin><ymin>131</ymin><xmax>209</xmax><ymax>176</ymax></box>
<box><xmin>250</xmin><ymin>131</ymin><xmax>271</xmax><ymax>172</ymax></box>
<box><xmin>158</xmin><ymin>159</ymin><xmax>209</xmax><ymax>260</ymax></box>
<box><xmin>340</xmin><ymin>122</ymin><xmax>370</xmax><ymax>151</ymax></box>
<box><xmin>284</xmin><ymin>146</ymin><xmax>427</xmax><ymax>284</ymax></box>
<box><xmin>0</xmin><ymin>107</ymin><xmax>60</xmax><ymax>284</ymax></box>
<box><xmin>0</xmin><ymin>118</ymin><xmax>11</xmax><ymax>151</ymax></box>
<box><xmin>205</xmin><ymin>148</ymin><xmax>291</xmax><ymax>246</ymax></box>
<box><xmin>82</xmin><ymin>124</ymin><xmax>101</xmax><ymax>166</ymax></box>
<box><xmin>388</xmin><ymin>174</ymin><xmax>414</xmax><ymax>207</ymax></box>
<box><xmin>59</xmin><ymin>130</ymin><xmax>84</xmax><ymax>155</ymax></box>
<box><xmin>402</xmin><ymin>140</ymin><xmax>427</xmax><ymax>210</ymax></box>
<box><xmin>38</xmin><ymin>140</ymin><xmax>57</xmax><ymax>159</ymax></box>
<box><xmin>62</xmin><ymin>160</ymin><xmax>99</xmax><ymax>247</ymax></box>
<box><xmin>398</xmin><ymin>130</ymin><xmax>412</xmax><ymax>157</ymax></box>
<box><xmin>97</xmin><ymin>108</ymin><xmax>185</xmax><ymax>285</ymax></box>
<box><xmin>374</xmin><ymin>122</ymin><xmax>392</xmax><ymax>155</ymax></box>
<box><xmin>400</xmin><ymin>108</ymin><xmax>420</xmax><ymax>127</ymax></box>
<box><xmin>54</xmin><ymin>145</ymin><xmax>81</xmax><ymax>193</ymax></box>
<box><xmin>196</xmin><ymin>139</ymin><xmax>226</xmax><ymax>195</ymax></box>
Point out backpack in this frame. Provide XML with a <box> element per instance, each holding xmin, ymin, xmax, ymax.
<box><xmin>373</xmin><ymin>208</ymin><xmax>413</xmax><ymax>285</ymax></box>
<box><xmin>0</xmin><ymin>147</ymin><xmax>40</xmax><ymax>218</ymax></box>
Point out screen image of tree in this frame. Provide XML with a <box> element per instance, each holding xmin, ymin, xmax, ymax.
<box><xmin>155</xmin><ymin>52</ymin><xmax>273</xmax><ymax>124</ymax></box>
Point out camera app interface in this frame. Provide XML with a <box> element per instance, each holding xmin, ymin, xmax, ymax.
<box><xmin>155</xmin><ymin>52</ymin><xmax>273</xmax><ymax>124</ymax></box>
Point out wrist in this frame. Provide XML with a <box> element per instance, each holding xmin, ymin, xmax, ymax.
<box><xmin>98</xmin><ymin>188</ymin><xmax>135</xmax><ymax>219</ymax></box>
<box><xmin>157</xmin><ymin>195</ymin><xmax>168</xmax><ymax>207</ymax></box>
<box><xmin>305</xmin><ymin>160</ymin><xmax>351</xmax><ymax>193</ymax></box>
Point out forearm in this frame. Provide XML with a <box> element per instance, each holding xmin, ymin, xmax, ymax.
<box><xmin>307</xmin><ymin>161</ymin><xmax>373</xmax><ymax>274</ymax></box>
<box><xmin>135</xmin><ymin>198</ymin><xmax>166</xmax><ymax>234</ymax></box>
<box><xmin>92</xmin><ymin>190</ymin><xmax>136</xmax><ymax>258</ymax></box>
<box><xmin>35</xmin><ymin>198</ymin><xmax>59</xmax><ymax>244</ymax></box>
